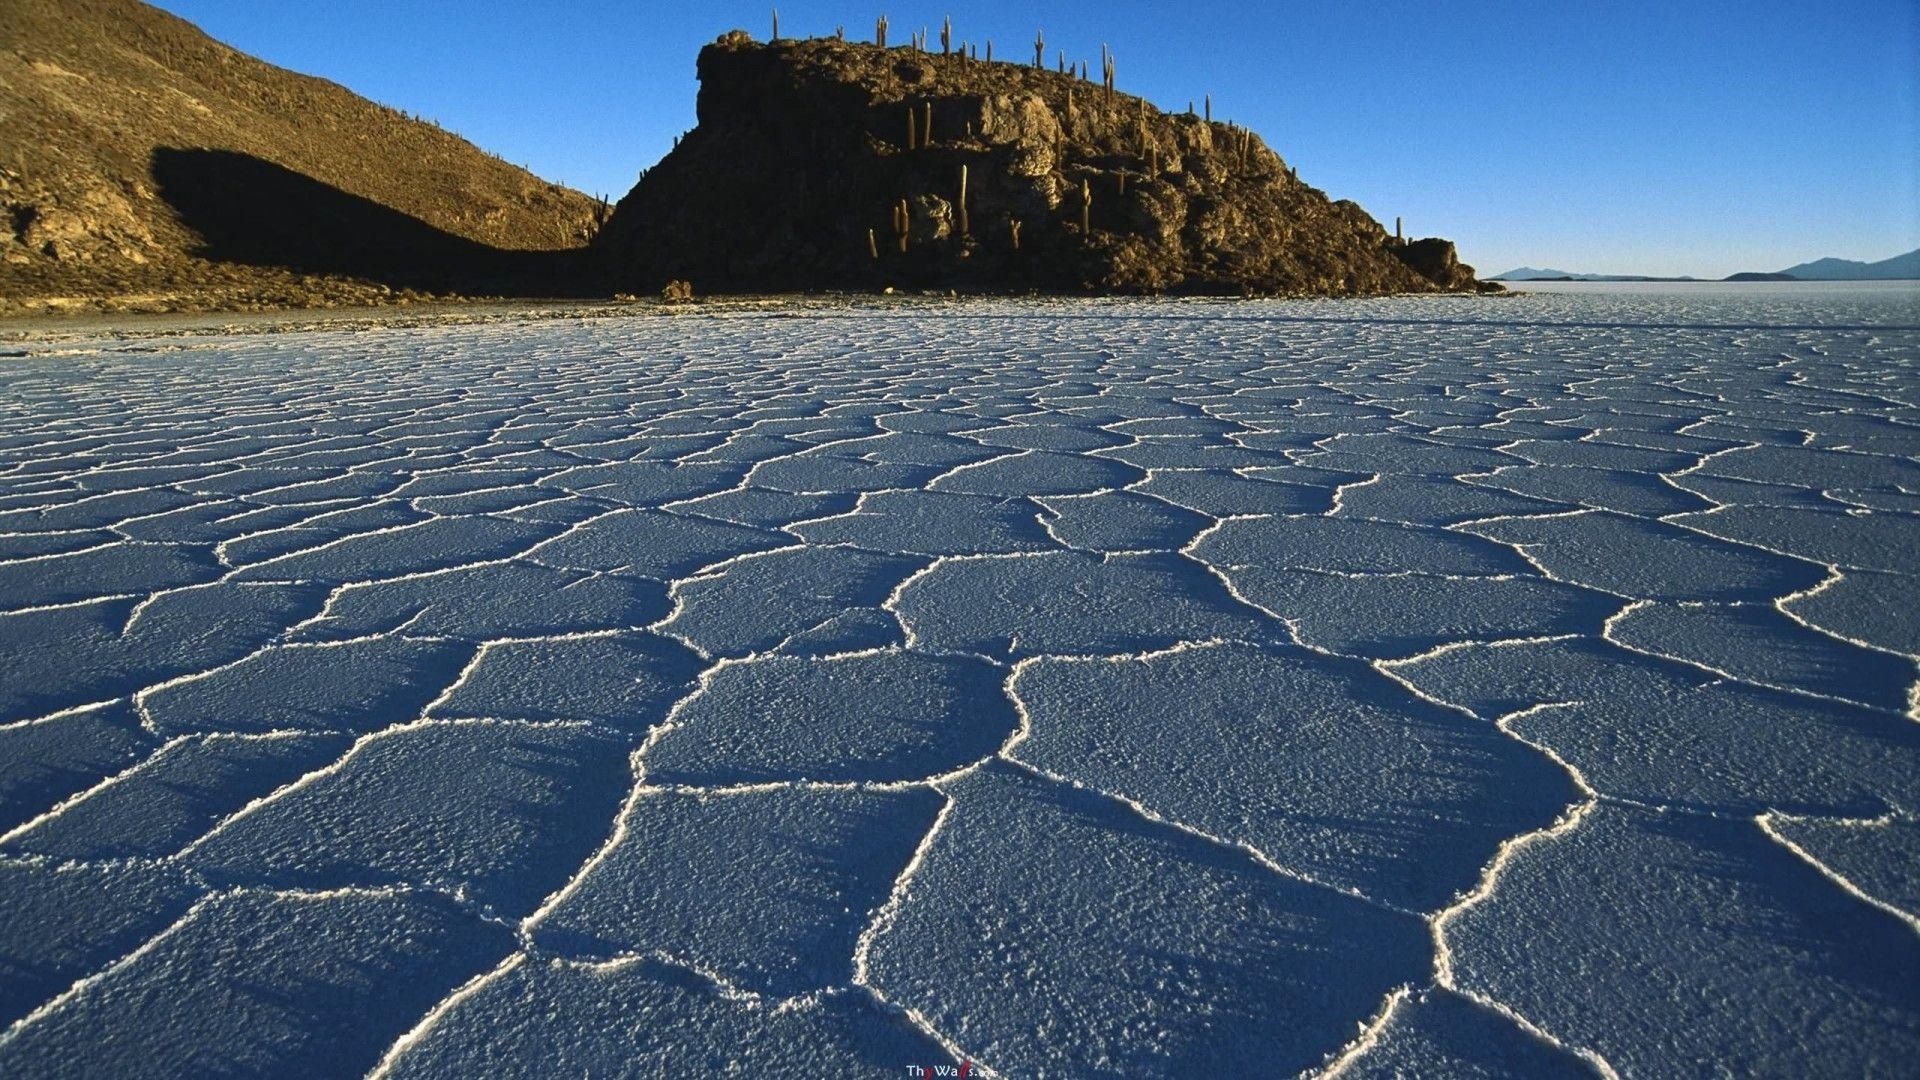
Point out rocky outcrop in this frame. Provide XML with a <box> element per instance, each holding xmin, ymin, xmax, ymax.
<box><xmin>598</xmin><ymin>31</ymin><xmax>1495</xmax><ymax>297</ymax></box>
<box><xmin>1390</xmin><ymin>237</ymin><xmax>1482</xmax><ymax>292</ymax></box>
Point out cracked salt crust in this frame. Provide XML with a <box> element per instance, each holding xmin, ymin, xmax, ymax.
<box><xmin>0</xmin><ymin>286</ymin><xmax>1916</xmax><ymax>1076</ymax></box>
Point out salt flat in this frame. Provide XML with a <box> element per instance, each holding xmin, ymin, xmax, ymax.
<box><xmin>0</xmin><ymin>283</ymin><xmax>1916</xmax><ymax>1077</ymax></box>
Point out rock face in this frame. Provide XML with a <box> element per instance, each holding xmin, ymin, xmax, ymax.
<box><xmin>1393</xmin><ymin>237</ymin><xmax>1482</xmax><ymax>292</ymax></box>
<box><xmin>0</xmin><ymin>0</ymin><xmax>604</xmax><ymax>313</ymax></box>
<box><xmin>598</xmin><ymin>32</ymin><xmax>1493</xmax><ymax>296</ymax></box>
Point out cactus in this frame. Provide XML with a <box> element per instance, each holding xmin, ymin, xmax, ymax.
<box><xmin>869</xmin><ymin>227</ymin><xmax>879</xmax><ymax>259</ymax></box>
<box><xmin>771</xmin><ymin>8</ymin><xmax>778</xmax><ymax>41</ymax></box>
<box><xmin>1010</xmin><ymin>218</ymin><xmax>1022</xmax><ymax>251</ymax></box>
<box><xmin>985</xmin><ymin>40</ymin><xmax>992</xmax><ymax>62</ymax></box>
<box><xmin>941</xmin><ymin>15</ymin><xmax>951</xmax><ymax>55</ymax></box>
<box><xmin>958</xmin><ymin>164</ymin><xmax>970</xmax><ymax>237</ymax></box>
<box><xmin>907</xmin><ymin>106</ymin><xmax>916</xmax><ymax>150</ymax></box>
<box><xmin>1395</xmin><ymin>216</ymin><xmax>1403</xmax><ymax>242</ymax></box>
<box><xmin>1080</xmin><ymin>177</ymin><xmax>1092</xmax><ymax>234</ymax></box>
<box><xmin>835</xmin><ymin>25</ymin><xmax>844</xmax><ymax>40</ymax></box>
<box><xmin>895</xmin><ymin>198</ymin><xmax>910</xmax><ymax>252</ymax></box>
<box><xmin>1034</xmin><ymin>29</ymin><xmax>1044</xmax><ymax>68</ymax></box>
<box><xmin>924</xmin><ymin>101</ymin><xmax>933</xmax><ymax>146</ymax></box>
<box><xmin>1117</xmin><ymin>170</ymin><xmax>1126</xmax><ymax>197</ymax></box>
<box><xmin>876</xmin><ymin>15</ymin><xmax>888</xmax><ymax>47</ymax></box>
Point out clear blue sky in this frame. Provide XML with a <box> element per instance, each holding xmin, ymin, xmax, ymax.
<box><xmin>150</xmin><ymin>0</ymin><xmax>1917</xmax><ymax>277</ymax></box>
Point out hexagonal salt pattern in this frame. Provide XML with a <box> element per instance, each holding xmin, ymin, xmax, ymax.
<box><xmin>1</xmin><ymin>288</ymin><xmax>1915</xmax><ymax>1075</ymax></box>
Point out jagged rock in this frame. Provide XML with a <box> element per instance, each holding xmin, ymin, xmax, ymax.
<box><xmin>1390</xmin><ymin>237</ymin><xmax>1495</xmax><ymax>293</ymax></box>
<box><xmin>597</xmin><ymin>32</ymin><xmax>1493</xmax><ymax>297</ymax></box>
<box><xmin>910</xmin><ymin>194</ymin><xmax>953</xmax><ymax>243</ymax></box>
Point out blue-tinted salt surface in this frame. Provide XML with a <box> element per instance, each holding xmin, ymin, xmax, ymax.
<box><xmin>1</xmin><ymin>282</ymin><xmax>1915</xmax><ymax>1076</ymax></box>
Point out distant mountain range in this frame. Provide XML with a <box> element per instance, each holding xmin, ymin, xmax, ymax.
<box><xmin>1493</xmin><ymin>247</ymin><xmax>1920</xmax><ymax>283</ymax></box>
<box><xmin>1491</xmin><ymin>268</ymin><xmax>1696</xmax><ymax>282</ymax></box>
<box><xmin>1775</xmin><ymin>249</ymin><xmax>1920</xmax><ymax>280</ymax></box>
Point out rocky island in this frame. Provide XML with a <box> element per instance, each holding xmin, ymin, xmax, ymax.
<box><xmin>601</xmin><ymin>29</ymin><xmax>1493</xmax><ymax>297</ymax></box>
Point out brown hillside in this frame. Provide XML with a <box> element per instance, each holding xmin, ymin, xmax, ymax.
<box><xmin>0</xmin><ymin>0</ymin><xmax>604</xmax><ymax>313</ymax></box>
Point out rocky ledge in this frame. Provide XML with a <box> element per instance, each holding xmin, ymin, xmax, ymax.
<box><xmin>597</xmin><ymin>30</ymin><xmax>1496</xmax><ymax>297</ymax></box>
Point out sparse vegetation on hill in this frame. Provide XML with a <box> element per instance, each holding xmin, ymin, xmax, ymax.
<box><xmin>0</xmin><ymin>0</ymin><xmax>602</xmax><ymax>314</ymax></box>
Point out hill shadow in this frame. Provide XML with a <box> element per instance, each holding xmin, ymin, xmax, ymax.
<box><xmin>151</xmin><ymin>147</ymin><xmax>603</xmax><ymax>296</ymax></box>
